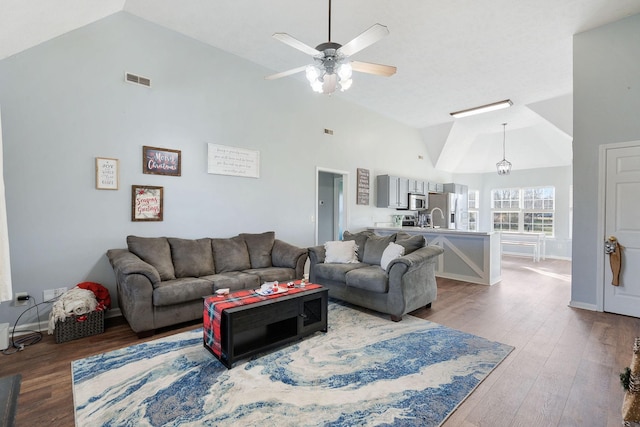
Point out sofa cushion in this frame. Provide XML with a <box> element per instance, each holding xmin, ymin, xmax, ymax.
<box><xmin>346</xmin><ymin>266</ymin><xmax>389</xmax><ymax>293</ymax></box>
<box><xmin>362</xmin><ymin>234</ymin><xmax>395</xmax><ymax>266</ymax></box>
<box><xmin>168</xmin><ymin>238</ymin><xmax>215</xmax><ymax>278</ymax></box>
<box><xmin>240</xmin><ymin>231</ymin><xmax>275</xmax><ymax>268</ymax></box>
<box><xmin>324</xmin><ymin>240</ymin><xmax>359</xmax><ymax>263</ymax></box>
<box><xmin>395</xmin><ymin>234</ymin><xmax>425</xmax><ymax>255</ymax></box>
<box><xmin>244</xmin><ymin>267</ymin><xmax>296</xmax><ymax>283</ymax></box>
<box><xmin>203</xmin><ymin>271</ymin><xmax>261</xmax><ymax>292</ymax></box>
<box><xmin>343</xmin><ymin>230</ymin><xmax>375</xmax><ymax>262</ymax></box>
<box><xmin>314</xmin><ymin>262</ymin><xmax>367</xmax><ymax>283</ymax></box>
<box><xmin>127</xmin><ymin>236</ymin><xmax>176</xmax><ymax>281</ymax></box>
<box><xmin>152</xmin><ymin>277</ymin><xmax>214</xmax><ymax>306</ymax></box>
<box><xmin>272</xmin><ymin>239</ymin><xmax>306</xmax><ymax>268</ymax></box>
<box><xmin>380</xmin><ymin>242</ymin><xmax>405</xmax><ymax>270</ymax></box>
<box><xmin>211</xmin><ymin>236</ymin><xmax>251</xmax><ymax>273</ymax></box>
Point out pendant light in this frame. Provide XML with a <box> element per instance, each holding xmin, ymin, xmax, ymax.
<box><xmin>496</xmin><ymin>123</ymin><xmax>512</xmax><ymax>175</ymax></box>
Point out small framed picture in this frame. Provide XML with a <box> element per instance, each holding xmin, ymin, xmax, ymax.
<box><xmin>131</xmin><ymin>185</ymin><xmax>163</xmax><ymax>221</ymax></box>
<box><xmin>95</xmin><ymin>157</ymin><xmax>119</xmax><ymax>190</ymax></box>
<box><xmin>142</xmin><ymin>146</ymin><xmax>181</xmax><ymax>176</ymax></box>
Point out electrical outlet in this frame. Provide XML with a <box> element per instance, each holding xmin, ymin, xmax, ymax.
<box><xmin>14</xmin><ymin>292</ymin><xmax>28</xmax><ymax>307</ymax></box>
<box><xmin>43</xmin><ymin>287</ymin><xmax>68</xmax><ymax>301</ymax></box>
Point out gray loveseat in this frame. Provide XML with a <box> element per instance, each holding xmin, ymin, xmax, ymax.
<box><xmin>308</xmin><ymin>230</ymin><xmax>444</xmax><ymax>321</ymax></box>
<box><xmin>107</xmin><ymin>231</ymin><xmax>307</xmax><ymax>337</ymax></box>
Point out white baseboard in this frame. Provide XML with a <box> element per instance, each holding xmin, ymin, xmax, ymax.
<box><xmin>10</xmin><ymin>308</ymin><xmax>122</xmax><ymax>336</ymax></box>
<box><xmin>568</xmin><ymin>301</ymin><xmax>598</xmax><ymax>311</ymax></box>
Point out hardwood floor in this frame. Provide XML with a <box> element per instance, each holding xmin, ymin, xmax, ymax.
<box><xmin>1</xmin><ymin>256</ymin><xmax>637</xmax><ymax>426</ymax></box>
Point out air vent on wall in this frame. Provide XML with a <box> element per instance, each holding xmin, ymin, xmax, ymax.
<box><xmin>125</xmin><ymin>72</ymin><xmax>151</xmax><ymax>87</ymax></box>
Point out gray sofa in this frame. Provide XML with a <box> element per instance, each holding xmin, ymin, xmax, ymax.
<box><xmin>107</xmin><ymin>231</ymin><xmax>307</xmax><ymax>337</ymax></box>
<box><xmin>308</xmin><ymin>230</ymin><xmax>444</xmax><ymax>321</ymax></box>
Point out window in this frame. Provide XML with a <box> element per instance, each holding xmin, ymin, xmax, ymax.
<box><xmin>491</xmin><ymin>186</ymin><xmax>555</xmax><ymax>236</ymax></box>
<box><xmin>468</xmin><ymin>189</ymin><xmax>479</xmax><ymax>231</ymax></box>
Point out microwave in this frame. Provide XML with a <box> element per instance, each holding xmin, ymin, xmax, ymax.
<box><xmin>408</xmin><ymin>193</ymin><xmax>427</xmax><ymax>210</ymax></box>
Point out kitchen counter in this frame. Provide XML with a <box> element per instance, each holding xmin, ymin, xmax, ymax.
<box><xmin>368</xmin><ymin>227</ymin><xmax>501</xmax><ymax>286</ymax></box>
<box><xmin>371</xmin><ymin>226</ymin><xmax>494</xmax><ymax>237</ymax></box>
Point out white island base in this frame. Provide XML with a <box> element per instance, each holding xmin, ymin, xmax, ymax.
<box><xmin>369</xmin><ymin>227</ymin><xmax>502</xmax><ymax>286</ymax></box>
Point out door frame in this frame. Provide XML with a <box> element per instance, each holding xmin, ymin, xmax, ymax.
<box><xmin>596</xmin><ymin>139</ymin><xmax>640</xmax><ymax>311</ymax></box>
<box><xmin>315</xmin><ymin>167</ymin><xmax>349</xmax><ymax>245</ymax></box>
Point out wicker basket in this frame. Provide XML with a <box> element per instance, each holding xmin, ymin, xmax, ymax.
<box><xmin>54</xmin><ymin>310</ymin><xmax>105</xmax><ymax>343</ymax></box>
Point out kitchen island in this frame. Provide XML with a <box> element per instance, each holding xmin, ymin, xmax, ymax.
<box><xmin>368</xmin><ymin>227</ymin><xmax>501</xmax><ymax>286</ymax></box>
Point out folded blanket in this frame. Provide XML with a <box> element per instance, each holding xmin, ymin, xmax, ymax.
<box><xmin>76</xmin><ymin>282</ymin><xmax>111</xmax><ymax>309</ymax></box>
<box><xmin>47</xmin><ymin>288</ymin><xmax>98</xmax><ymax>334</ymax></box>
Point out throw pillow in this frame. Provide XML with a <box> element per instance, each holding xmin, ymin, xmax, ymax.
<box><xmin>343</xmin><ymin>230</ymin><xmax>374</xmax><ymax>262</ymax></box>
<box><xmin>127</xmin><ymin>236</ymin><xmax>176</xmax><ymax>281</ymax></box>
<box><xmin>168</xmin><ymin>238</ymin><xmax>215</xmax><ymax>278</ymax></box>
<box><xmin>211</xmin><ymin>236</ymin><xmax>251</xmax><ymax>273</ymax></box>
<box><xmin>324</xmin><ymin>240</ymin><xmax>359</xmax><ymax>264</ymax></box>
<box><xmin>395</xmin><ymin>234</ymin><xmax>425</xmax><ymax>255</ymax></box>
<box><xmin>380</xmin><ymin>242</ymin><xmax>405</xmax><ymax>270</ymax></box>
<box><xmin>362</xmin><ymin>234</ymin><xmax>395</xmax><ymax>265</ymax></box>
<box><xmin>240</xmin><ymin>231</ymin><xmax>275</xmax><ymax>269</ymax></box>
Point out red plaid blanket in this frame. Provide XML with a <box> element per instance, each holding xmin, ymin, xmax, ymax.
<box><xmin>203</xmin><ymin>282</ymin><xmax>321</xmax><ymax>359</ymax></box>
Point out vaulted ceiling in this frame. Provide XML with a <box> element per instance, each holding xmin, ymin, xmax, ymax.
<box><xmin>2</xmin><ymin>0</ymin><xmax>640</xmax><ymax>173</ymax></box>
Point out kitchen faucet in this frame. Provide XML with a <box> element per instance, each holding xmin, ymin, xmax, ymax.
<box><xmin>429</xmin><ymin>207</ymin><xmax>445</xmax><ymax>228</ymax></box>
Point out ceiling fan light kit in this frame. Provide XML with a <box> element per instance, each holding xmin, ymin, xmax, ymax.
<box><xmin>267</xmin><ymin>0</ymin><xmax>396</xmax><ymax>94</ymax></box>
<box><xmin>450</xmin><ymin>99</ymin><xmax>513</xmax><ymax>119</ymax></box>
<box><xmin>496</xmin><ymin>122</ymin><xmax>512</xmax><ymax>175</ymax></box>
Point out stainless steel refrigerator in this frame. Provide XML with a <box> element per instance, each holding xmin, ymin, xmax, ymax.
<box><xmin>428</xmin><ymin>185</ymin><xmax>468</xmax><ymax>230</ymax></box>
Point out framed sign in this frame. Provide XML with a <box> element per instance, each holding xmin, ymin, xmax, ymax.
<box><xmin>131</xmin><ymin>185</ymin><xmax>163</xmax><ymax>221</ymax></box>
<box><xmin>143</xmin><ymin>146</ymin><xmax>181</xmax><ymax>176</ymax></box>
<box><xmin>95</xmin><ymin>157</ymin><xmax>119</xmax><ymax>190</ymax></box>
<box><xmin>207</xmin><ymin>143</ymin><xmax>260</xmax><ymax>178</ymax></box>
<box><xmin>356</xmin><ymin>168</ymin><xmax>370</xmax><ymax>205</ymax></box>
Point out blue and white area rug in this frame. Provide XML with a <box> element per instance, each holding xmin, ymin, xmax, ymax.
<box><xmin>72</xmin><ymin>302</ymin><xmax>513</xmax><ymax>426</ymax></box>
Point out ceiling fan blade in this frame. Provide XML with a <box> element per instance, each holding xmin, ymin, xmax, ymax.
<box><xmin>351</xmin><ymin>61</ymin><xmax>397</xmax><ymax>77</ymax></box>
<box><xmin>337</xmin><ymin>23</ymin><xmax>389</xmax><ymax>57</ymax></box>
<box><xmin>265</xmin><ymin>65</ymin><xmax>308</xmax><ymax>80</ymax></box>
<box><xmin>272</xmin><ymin>33</ymin><xmax>321</xmax><ymax>56</ymax></box>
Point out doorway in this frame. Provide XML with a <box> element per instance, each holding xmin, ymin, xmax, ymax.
<box><xmin>598</xmin><ymin>140</ymin><xmax>640</xmax><ymax>317</ymax></box>
<box><xmin>316</xmin><ymin>168</ymin><xmax>348</xmax><ymax>245</ymax></box>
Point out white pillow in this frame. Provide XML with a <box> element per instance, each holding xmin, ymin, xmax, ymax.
<box><xmin>324</xmin><ymin>240</ymin><xmax>359</xmax><ymax>264</ymax></box>
<box><xmin>380</xmin><ymin>242</ymin><xmax>405</xmax><ymax>270</ymax></box>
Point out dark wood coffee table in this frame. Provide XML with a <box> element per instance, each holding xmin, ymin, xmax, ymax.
<box><xmin>203</xmin><ymin>286</ymin><xmax>328</xmax><ymax>368</ymax></box>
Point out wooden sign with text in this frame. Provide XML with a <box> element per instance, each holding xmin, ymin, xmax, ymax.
<box><xmin>357</xmin><ymin>168</ymin><xmax>370</xmax><ymax>205</ymax></box>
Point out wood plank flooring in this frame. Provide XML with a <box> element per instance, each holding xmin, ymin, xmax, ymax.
<box><xmin>1</xmin><ymin>256</ymin><xmax>638</xmax><ymax>426</ymax></box>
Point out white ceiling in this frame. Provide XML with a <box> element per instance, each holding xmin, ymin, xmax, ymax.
<box><xmin>2</xmin><ymin>0</ymin><xmax>640</xmax><ymax>173</ymax></box>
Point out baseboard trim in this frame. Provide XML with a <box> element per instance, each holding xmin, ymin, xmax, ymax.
<box><xmin>568</xmin><ymin>301</ymin><xmax>598</xmax><ymax>311</ymax></box>
<box><xmin>9</xmin><ymin>308</ymin><xmax>122</xmax><ymax>336</ymax></box>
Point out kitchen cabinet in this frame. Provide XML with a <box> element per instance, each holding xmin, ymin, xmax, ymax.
<box><xmin>408</xmin><ymin>179</ymin><xmax>425</xmax><ymax>195</ymax></box>
<box><xmin>376</xmin><ymin>175</ymin><xmax>409</xmax><ymax>209</ymax></box>
<box><xmin>427</xmin><ymin>182</ymin><xmax>444</xmax><ymax>193</ymax></box>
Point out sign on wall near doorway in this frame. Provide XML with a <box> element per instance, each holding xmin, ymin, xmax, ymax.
<box><xmin>357</xmin><ymin>168</ymin><xmax>370</xmax><ymax>205</ymax></box>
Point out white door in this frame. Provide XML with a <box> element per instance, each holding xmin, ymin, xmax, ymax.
<box><xmin>603</xmin><ymin>143</ymin><xmax>640</xmax><ymax>317</ymax></box>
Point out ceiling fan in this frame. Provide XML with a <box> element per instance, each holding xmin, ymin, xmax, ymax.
<box><xmin>265</xmin><ymin>0</ymin><xmax>397</xmax><ymax>94</ymax></box>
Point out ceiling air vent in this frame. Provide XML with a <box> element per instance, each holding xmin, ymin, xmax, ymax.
<box><xmin>125</xmin><ymin>72</ymin><xmax>151</xmax><ymax>87</ymax></box>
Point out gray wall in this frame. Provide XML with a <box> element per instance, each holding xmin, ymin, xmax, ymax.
<box><xmin>0</xmin><ymin>12</ymin><xmax>450</xmax><ymax>326</ymax></box>
<box><xmin>572</xmin><ymin>13</ymin><xmax>640</xmax><ymax>307</ymax></box>
<box><xmin>454</xmin><ymin>165</ymin><xmax>573</xmax><ymax>259</ymax></box>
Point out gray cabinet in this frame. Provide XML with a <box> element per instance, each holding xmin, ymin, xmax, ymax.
<box><xmin>376</xmin><ymin>175</ymin><xmax>409</xmax><ymax>209</ymax></box>
<box><xmin>409</xmin><ymin>179</ymin><xmax>426</xmax><ymax>195</ymax></box>
<box><xmin>427</xmin><ymin>182</ymin><xmax>444</xmax><ymax>193</ymax></box>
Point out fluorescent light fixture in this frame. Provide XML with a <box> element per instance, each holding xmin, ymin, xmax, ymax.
<box><xmin>450</xmin><ymin>99</ymin><xmax>513</xmax><ymax>118</ymax></box>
